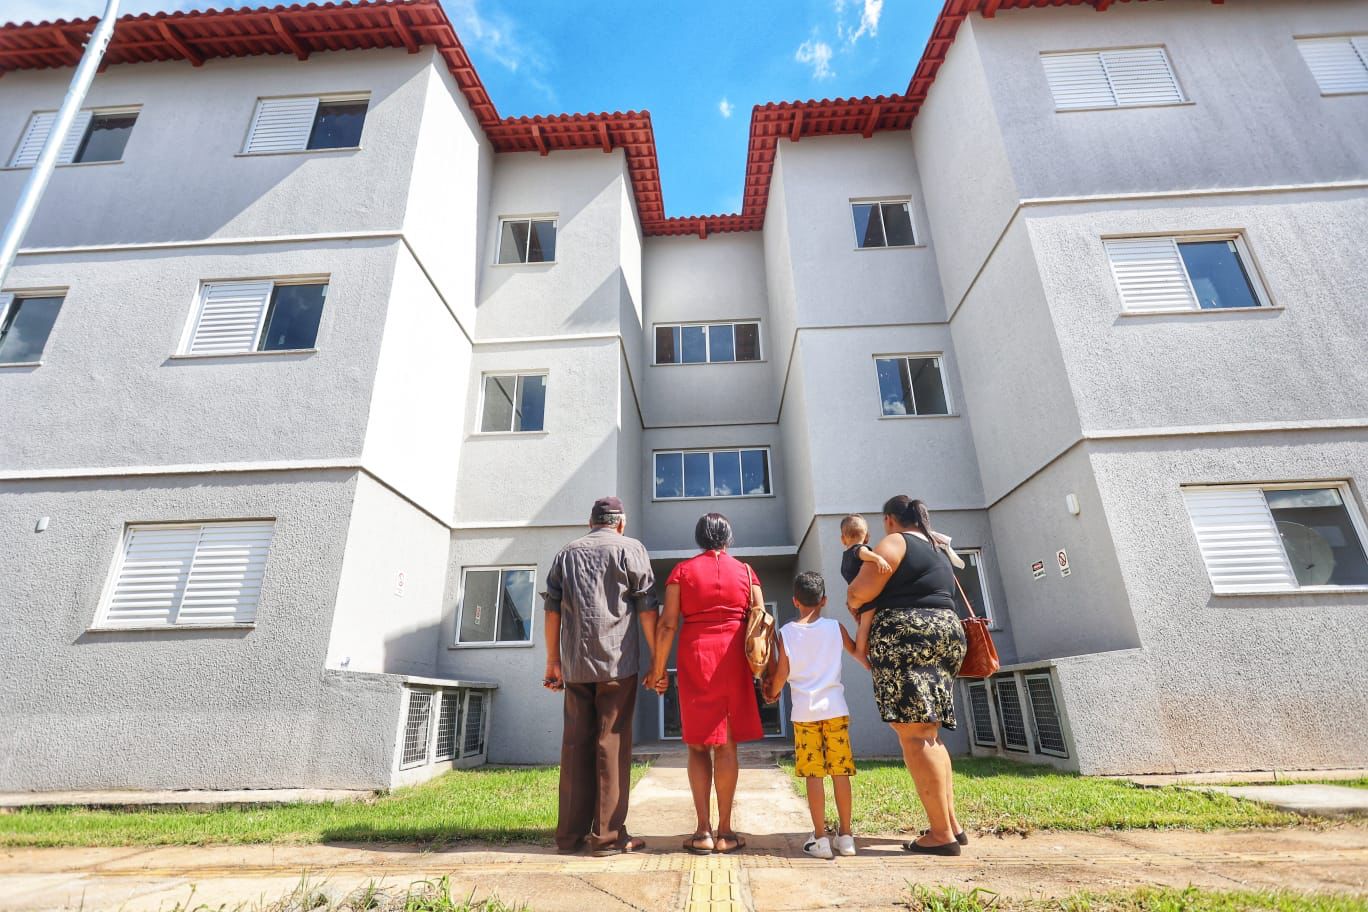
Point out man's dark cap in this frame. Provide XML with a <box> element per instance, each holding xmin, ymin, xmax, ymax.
<box><xmin>592</xmin><ymin>496</ymin><xmax>625</xmax><ymax>522</ymax></box>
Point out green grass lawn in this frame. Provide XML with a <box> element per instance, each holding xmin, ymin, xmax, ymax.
<box><xmin>905</xmin><ymin>885</ymin><xmax>1368</xmax><ymax>912</ymax></box>
<box><xmin>0</xmin><ymin>765</ymin><xmax>647</xmax><ymax>848</ymax></box>
<box><xmin>781</xmin><ymin>757</ymin><xmax>1311</xmax><ymax>834</ymax></box>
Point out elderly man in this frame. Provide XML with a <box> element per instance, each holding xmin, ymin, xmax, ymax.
<box><xmin>543</xmin><ymin>495</ymin><xmax>658</xmax><ymax>856</ymax></box>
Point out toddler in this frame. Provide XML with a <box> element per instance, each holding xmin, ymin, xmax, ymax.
<box><xmin>764</xmin><ymin>572</ymin><xmax>860</xmax><ymax>859</ymax></box>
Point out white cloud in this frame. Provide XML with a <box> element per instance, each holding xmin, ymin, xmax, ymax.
<box><xmin>718</xmin><ymin>97</ymin><xmax>734</xmax><ymax>119</ymax></box>
<box><xmin>795</xmin><ymin>39</ymin><xmax>834</xmax><ymax>80</ymax></box>
<box><xmin>837</xmin><ymin>0</ymin><xmax>883</xmax><ymax>45</ymax></box>
<box><xmin>446</xmin><ymin>0</ymin><xmax>557</xmax><ymax>105</ymax></box>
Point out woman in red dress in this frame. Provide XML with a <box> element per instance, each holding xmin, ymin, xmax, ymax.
<box><xmin>650</xmin><ymin>513</ymin><xmax>765</xmax><ymax>854</ymax></box>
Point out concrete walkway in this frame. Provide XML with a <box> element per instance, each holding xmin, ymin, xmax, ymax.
<box><xmin>1187</xmin><ymin>784</ymin><xmax>1368</xmax><ymax>819</ymax></box>
<box><xmin>2</xmin><ymin>752</ymin><xmax>1367</xmax><ymax>912</ymax></box>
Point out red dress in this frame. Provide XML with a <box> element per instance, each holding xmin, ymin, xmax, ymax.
<box><xmin>668</xmin><ymin>550</ymin><xmax>764</xmax><ymax>746</ymax></box>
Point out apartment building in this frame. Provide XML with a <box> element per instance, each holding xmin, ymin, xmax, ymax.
<box><xmin>0</xmin><ymin>0</ymin><xmax>1364</xmax><ymax>792</ymax></box>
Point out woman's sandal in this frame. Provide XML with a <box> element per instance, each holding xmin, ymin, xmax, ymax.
<box><xmin>920</xmin><ymin>827</ymin><xmax>970</xmax><ymax>846</ymax></box>
<box><xmin>683</xmin><ymin>832</ymin><xmax>715</xmax><ymax>855</ymax></box>
<box><xmin>714</xmin><ymin>832</ymin><xmax>746</xmax><ymax>854</ymax></box>
<box><xmin>902</xmin><ymin>838</ymin><xmax>962</xmax><ymax>857</ymax></box>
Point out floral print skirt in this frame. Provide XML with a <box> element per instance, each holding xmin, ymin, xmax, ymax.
<box><xmin>867</xmin><ymin>606</ymin><xmax>967</xmax><ymax>728</ymax></box>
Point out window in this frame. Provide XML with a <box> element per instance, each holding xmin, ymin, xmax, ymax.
<box><xmin>182</xmin><ymin>280</ymin><xmax>326</xmax><ymax>356</ymax></box>
<box><xmin>1041</xmin><ymin>48</ymin><xmax>1184</xmax><ymax>110</ymax></box>
<box><xmin>497</xmin><ymin>218</ymin><xmax>556</xmax><ymax>264</ymax></box>
<box><xmin>97</xmin><ymin>521</ymin><xmax>275</xmax><ymax>628</ymax></box>
<box><xmin>852</xmin><ymin>200</ymin><xmax>915</xmax><ymax>248</ymax></box>
<box><xmin>1182</xmin><ymin>484</ymin><xmax>1368</xmax><ymax>593</ymax></box>
<box><xmin>952</xmin><ymin>549</ymin><xmax>996</xmax><ymax>629</ymax></box>
<box><xmin>0</xmin><ymin>293</ymin><xmax>63</xmax><ymax>364</ymax></box>
<box><xmin>242</xmin><ymin>95</ymin><xmax>369</xmax><ymax>154</ymax></box>
<box><xmin>654</xmin><ymin>448</ymin><xmax>771</xmax><ymax>499</ymax></box>
<box><xmin>1296</xmin><ymin>36</ymin><xmax>1368</xmax><ymax>95</ymax></box>
<box><xmin>479</xmin><ymin>373</ymin><xmax>547</xmax><ymax>433</ymax></box>
<box><xmin>456</xmin><ymin>567</ymin><xmax>536</xmax><ymax>644</ymax></box>
<box><xmin>654</xmin><ymin>322</ymin><xmax>761</xmax><ymax>364</ymax></box>
<box><xmin>8</xmin><ymin>107</ymin><xmax>139</xmax><ymax>168</ymax></box>
<box><xmin>1105</xmin><ymin>236</ymin><xmax>1267</xmax><ymax>313</ymax></box>
<box><xmin>875</xmin><ymin>356</ymin><xmax>950</xmax><ymax>417</ymax></box>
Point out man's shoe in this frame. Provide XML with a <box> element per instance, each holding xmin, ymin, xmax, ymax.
<box><xmin>803</xmin><ymin>835</ymin><xmax>834</xmax><ymax>859</ymax></box>
<box><xmin>835</xmin><ymin>834</ymin><xmax>856</xmax><ymax>857</ymax></box>
<box><xmin>590</xmin><ymin>836</ymin><xmax>647</xmax><ymax>857</ymax></box>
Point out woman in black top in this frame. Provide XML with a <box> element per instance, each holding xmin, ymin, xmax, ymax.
<box><xmin>847</xmin><ymin>495</ymin><xmax>968</xmax><ymax>857</ymax></box>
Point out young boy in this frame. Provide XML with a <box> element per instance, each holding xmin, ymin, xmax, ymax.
<box><xmin>763</xmin><ymin>571</ymin><xmax>860</xmax><ymax>859</ymax></box>
<box><xmin>841</xmin><ymin>513</ymin><xmax>964</xmax><ymax>663</ymax></box>
<box><xmin>839</xmin><ymin>514</ymin><xmax>890</xmax><ymax>668</ymax></box>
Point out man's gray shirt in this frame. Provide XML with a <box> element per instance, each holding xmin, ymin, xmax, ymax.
<box><xmin>543</xmin><ymin>528</ymin><xmax>658</xmax><ymax>684</ymax></box>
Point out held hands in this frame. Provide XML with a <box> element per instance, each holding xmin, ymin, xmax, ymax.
<box><xmin>651</xmin><ymin>674</ymin><xmax>670</xmax><ymax>695</ymax></box>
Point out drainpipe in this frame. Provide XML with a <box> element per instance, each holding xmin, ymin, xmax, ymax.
<box><xmin>0</xmin><ymin>0</ymin><xmax>121</xmax><ymax>289</ymax></box>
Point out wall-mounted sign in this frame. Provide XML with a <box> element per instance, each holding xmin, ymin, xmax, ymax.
<box><xmin>1057</xmin><ymin>550</ymin><xmax>1071</xmax><ymax>578</ymax></box>
<box><xmin>395</xmin><ymin>571</ymin><xmax>407</xmax><ymax>598</ymax></box>
<box><xmin>1031</xmin><ymin>560</ymin><xmax>1046</xmax><ymax>580</ymax></box>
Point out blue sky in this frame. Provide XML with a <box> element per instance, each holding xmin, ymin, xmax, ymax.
<box><xmin>9</xmin><ymin>0</ymin><xmax>939</xmax><ymax>217</ymax></box>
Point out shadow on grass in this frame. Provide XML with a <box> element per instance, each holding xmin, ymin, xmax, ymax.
<box><xmin>318</xmin><ymin>827</ymin><xmax>554</xmax><ymax>851</ymax></box>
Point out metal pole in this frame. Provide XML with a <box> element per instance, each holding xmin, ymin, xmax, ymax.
<box><xmin>0</xmin><ymin>0</ymin><xmax>121</xmax><ymax>289</ymax></box>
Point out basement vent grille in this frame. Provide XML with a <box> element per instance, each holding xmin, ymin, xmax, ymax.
<box><xmin>401</xmin><ymin>690</ymin><xmax>433</xmax><ymax>769</ymax></box>
<box><xmin>967</xmin><ymin>681</ymin><xmax>997</xmax><ymax>748</ymax></box>
<box><xmin>463</xmin><ymin>691</ymin><xmax>487</xmax><ymax>757</ymax></box>
<box><xmin>1025</xmin><ymin>673</ymin><xmax>1069</xmax><ymax>758</ymax></box>
<box><xmin>434</xmin><ymin>689</ymin><xmax>462</xmax><ymax>762</ymax></box>
<box><xmin>993</xmin><ymin>675</ymin><xmax>1030</xmax><ymax>752</ymax></box>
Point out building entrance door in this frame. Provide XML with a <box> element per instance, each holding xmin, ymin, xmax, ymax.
<box><xmin>659</xmin><ymin>668</ymin><xmax>787</xmax><ymax>740</ymax></box>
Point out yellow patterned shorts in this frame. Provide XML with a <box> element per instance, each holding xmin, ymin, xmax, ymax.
<box><xmin>792</xmin><ymin>715</ymin><xmax>856</xmax><ymax>778</ymax></box>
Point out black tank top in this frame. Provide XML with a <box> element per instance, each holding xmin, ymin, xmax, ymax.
<box><xmin>867</xmin><ymin>533</ymin><xmax>957</xmax><ymax>612</ymax></box>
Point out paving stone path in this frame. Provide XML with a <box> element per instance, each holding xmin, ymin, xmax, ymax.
<box><xmin>2</xmin><ymin>752</ymin><xmax>1366</xmax><ymax>911</ymax></box>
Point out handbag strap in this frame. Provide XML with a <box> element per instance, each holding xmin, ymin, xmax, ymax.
<box><xmin>744</xmin><ymin>563</ymin><xmax>762</xmax><ymax>613</ymax></box>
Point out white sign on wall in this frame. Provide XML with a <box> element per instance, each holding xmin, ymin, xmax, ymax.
<box><xmin>1057</xmin><ymin>550</ymin><xmax>1071</xmax><ymax>577</ymax></box>
<box><xmin>1031</xmin><ymin>560</ymin><xmax>1046</xmax><ymax>580</ymax></box>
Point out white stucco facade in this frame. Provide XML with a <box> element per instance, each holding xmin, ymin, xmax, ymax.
<box><xmin>1</xmin><ymin>0</ymin><xmax>1365</xmax><ymax>789</ymax></box>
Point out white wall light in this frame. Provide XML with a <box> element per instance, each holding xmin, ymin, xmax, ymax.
<box><xmin>1065</xmin><ymin>494</ymin><xmax>1081</xmax><ymax>516</ymax></box>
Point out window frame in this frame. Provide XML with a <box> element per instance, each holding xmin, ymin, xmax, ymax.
<box><xmin>494</xmin><ymin>216</ymin><xmax>559</xmax><ymax>266</ymax></box>
<box><xmin>474</xmin><ymin>370</ymin><xmax>550</xmax><ymax>435</ymax></box>
<box><xmin>0</xmin><ymin>287</ymin><xmax>67</xmax><ymax>368</ymax></box>
<box><xmin>6</xmin><ymin>105</ymin><xmax>141</xmax><ymax>170</ymax></box>
<box><xmin>652</xmin><ymin>320</ymin><xmax>764</xmax><ymax>365</ymax></box>
<box><xmin>1106</xmin><ymin>233</ymin><xmax>1275</xmax><ymax>315</ymax></box>
<box><xmin>1294</xmin><ymin>34</ymin><xmax>1368</xmax><ymax>96</ymax></box>
<box><xmin>872</xmin><ymin>353</ymin><xmax>954</xmax><ymax>418</ymax></box>
<box><xmin>953</xmin><ymin>548</ymin><xmax>999</xmax><ymax>631</ymax></box>
<box><xmin>452</xmin><ymin>565</ymin><xmax>539</xmax><ymax>647</ymax></box>
<box><xmin>238</xmin><ymin>93</ymin><xmax>370</xmax><ymax>156</ymax></box>
<box><xmin>850</xmin><ymin>198</ymin><xmax>917</xmax><ymax>250</ymax></box>
<box><xmin>176</xmin><ymin>276</ymin><xmax>329</xmax><ymax>359</ymax></box>
<box><xmin>1183</xmin><ymin>481</ymin><xmax>1368</xmax><ymax>595</ymax></box>
<box><xmin>1040</xmin><ymin>45</ymin><xmax>1189</xmax><ymax>113</ymax></box>
<box><xmin>652</xmin><ymin>447</ymin><xmax>774</xmax><ymax>501</ymax></box>
<box><xmin>91</xmin><ymin>519</ymin><xmax>276</xmax><ymax>631</ymax></box>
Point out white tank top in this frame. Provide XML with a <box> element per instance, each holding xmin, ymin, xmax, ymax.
<box><xmin>779</xmin><ymin>617</ymin><xmax>850</xmax><ymax>723</ymax></box>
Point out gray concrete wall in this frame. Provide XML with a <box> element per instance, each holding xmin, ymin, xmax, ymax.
<box><xmin>972</xmin><ymin>0</ymin><xmax>1368</xmax><ymax>202</ymax></box>
<box><xmin>0</xmin><ymin>469</ymin><xmax>402</xmax><ymax>791</ymax></box>
<box><xmin>0</xmin><ymin>49</ymin><xmax>432</xmax><ymax>248</ymax></box>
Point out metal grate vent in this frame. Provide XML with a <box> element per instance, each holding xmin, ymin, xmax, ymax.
<box><xmin>463</xmin><ymin>691</ymin><xmax>486</xmax><ymax>757</ymax></box>
<box><xmin>993</xmin><ymin>675</ymin><xmax>1029</xmax><ymax>752</ymax></box>
<box><xmin>967</xmin><ymin>681</ymin><xmax>997</xmax><ymax>748</ymax></box>
<box><xmin>434</xmin><ymin>689</ymin><xmax>462</xmax><ymax>762</ymax></box>
<box><xmin>1025</xmin><ymin>673</ymin><xmax>1069</xmax><ymax>758</ymax></box>
<box><xmin>401</xmin><ymin>690</ymin><xmax>433</xmax><ymax>768</ymax></box>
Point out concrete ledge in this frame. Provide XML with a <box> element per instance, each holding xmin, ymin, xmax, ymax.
<box><xmin>1117</xmin><ymin>768</ymin><xmax>1368</xmax><ymax>788</ymax></box>
<box><xmin>0</xmin><ymin>788</ymin><xmax>376</xmax><ymax>811</ymax></box>
<box><xmin>1184</xmin><ymin>784</ymin><xmax>1368</xmax><ymax>819</ymax></box>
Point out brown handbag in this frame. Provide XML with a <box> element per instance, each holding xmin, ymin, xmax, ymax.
<box><xmin>948</xmin><ymin>555</ymin><xmax>1000</xmax><ymax>679</ymax></box>
<box><xmin>742</xmin><ymin>564</ymin><xmax>775</xmax><ymax>677</ymax></box>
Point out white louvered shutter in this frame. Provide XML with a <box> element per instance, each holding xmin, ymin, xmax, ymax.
<box><xmin>1181</xmin><ymin>489</ymin><xmax>1297</xmax><ymax>594</ymax></box>
<box><xmin>104</xmin><ymin>526</ymin><xmax>200</xmax><ymax>627</ymax></box>
<box><xmin>243</xmin><ymin>97</ymin><xmax>319</xmax><ymax>154</ymax></box>
<box><xmin>178</xmin><ymin>523</ymin><xmax>274</xmax><ymax>625</ymax></box>
<box><xmin>1104</xmin><ymin>238</ymin><xmax>1198</xmax><ymax>312</ymax></box>
<box><xmin>186</xmin><ymin>281</ymin><xmax>273</xmax><ymax>355</ymax></box>
<box><xmin>1042</xmin><ymin>52</ymin><xmax>1116</xmax><ymax>110</ymax></box>
<box><xmin>8</xmin><ymin>111</ymin><xmax>93</xmax><ymax>168</ymax></box>
<box><xmin>1296</xmin><ymin>37</ymin><xmax>1368</xmax><ymax>95</ymax></box>
<box><xmin>1100</xmin><ymin>48</ymin><xmax>1184</xmax><ymax>107</ymax></box>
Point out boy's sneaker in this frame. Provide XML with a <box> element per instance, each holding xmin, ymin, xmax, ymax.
<box><xmin>835</xmin><ymin>834</ymin><xmax>856</xmax><ymax>856</ymax></box>
<box><xmin>803</xmin><ymin>835</ymin><xmax>834</xmax><ymax>859</ymax></box>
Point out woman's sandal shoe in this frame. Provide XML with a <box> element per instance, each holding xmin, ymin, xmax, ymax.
<box><xmin>683</xmin><ymin>833</ymin><xmax>715</xmax><ymax>855</ymax></box>
<box><xmin>714</xmin><ymin>832</ymin><xmax>746</xmax><ymax>854</ymax></box>
<box><xmin>902</xmin><ymin>838</ymin><xmax>962</xmax><ymax>856</ymax></box>
<box><xmin>920</xmin><ymin>828</ymin><xmax>970</xmax><ymax>846</ymax></box>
